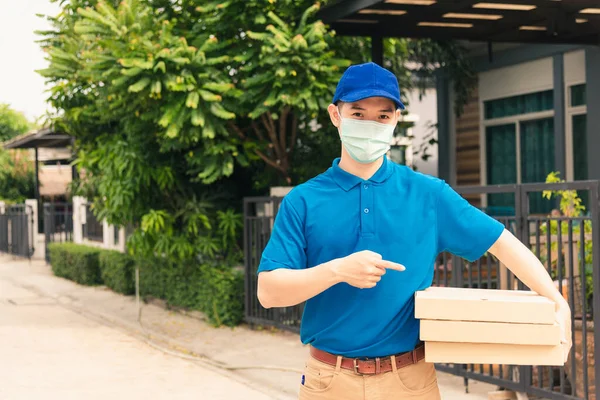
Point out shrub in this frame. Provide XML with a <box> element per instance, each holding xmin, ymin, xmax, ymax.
<box><xmin>48</xmin><ymin>243</ymin><xmax>102</xmax><ymax>285</ymax></box>
<box><xmin>200</xmin><ymin>265</ymin><xmax>244</xmax><ymax>327</ymax></box>
<box><xmin>49</xmin><ymin>244</ymin><xmax>244</xmax><ymax>327</ymax></box>
<box><xmin>98</xmin><ymin>250</ymin><xmax>135</xmax><ymax>295</ymax></box>
<box><xmin>136</xmin><ymin>257</ymin><xmax>244</xmax><ymax>327</ymax></box>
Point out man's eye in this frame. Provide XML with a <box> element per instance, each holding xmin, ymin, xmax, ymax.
<box><xmin>380</xmin><ymin>115</ymin><xmax>390</xmax><ymax>119</ymax></box>
<box><xmin>352</xmin><ymin>113</ymin><xmax>363</xmax><ymax>117</ymax></box>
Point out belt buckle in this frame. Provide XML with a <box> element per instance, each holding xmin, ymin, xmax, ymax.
<box><xmin>353</xmin><ymin>358</ymin><xmax>360</xmax><ymax>374</ymax></box>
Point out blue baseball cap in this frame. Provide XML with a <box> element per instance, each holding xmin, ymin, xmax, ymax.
<box><xmin>332</xmin><ymin>62</ymin><xmax>405</xmax><ymax>110</ymax></box>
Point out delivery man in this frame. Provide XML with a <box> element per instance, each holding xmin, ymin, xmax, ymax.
<box><xmin>256</xmin><ymin>62</ymin><xmax>572</xmax><ymax>400</ymax></box>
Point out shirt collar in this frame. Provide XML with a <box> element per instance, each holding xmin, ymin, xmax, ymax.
<box><xmin>330</xmin><ymin>155</ymin><xmax>395</xmax><ymax>191</ymax></box>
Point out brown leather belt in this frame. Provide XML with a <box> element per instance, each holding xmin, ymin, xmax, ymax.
<box><xmin>309</xmin><ymin>344</ymin><xmax>425</xmax><ymax>375</ymax></box>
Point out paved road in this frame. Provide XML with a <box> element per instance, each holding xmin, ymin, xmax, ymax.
<box><xmin>0</xmin><ymin>279</ymin><xmax>273</xmax><ymax>400</ymax></box>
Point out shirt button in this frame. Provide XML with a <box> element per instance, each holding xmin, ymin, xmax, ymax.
<box><xmin>364</xmin><ymin>208</ymin><xmax>369</xmax><ymax>214</ymax></box>
<box><xmin>363</xmin><ymin>184</ymin><xmax>369</xmax><ymax>189</ymax></box>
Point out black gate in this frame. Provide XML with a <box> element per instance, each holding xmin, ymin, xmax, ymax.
<box><xmin>243</xmin><ymin>197</ymin><xmax>305</xmax><ymax>332</ymax></box>
<box><xmin>244</xmin><ymin>180</ymin><xmax>600</xmax><ymax>400</ymax></box>
<box><xmin>44</xmin><ymin>202</ymin><xmax>73</xmax><ymax>263</ymax></box>
<box><xmin>0</xmin><ymin>204</ymin><xmax>35</xmax><ymax>258</ymax></box>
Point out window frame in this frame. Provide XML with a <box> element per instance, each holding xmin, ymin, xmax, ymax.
<box><xmin>479</xmin><ymin>87</ymin><xmax>555</xmax><ymax>208</ymax></box>
<box><xmin>565</xmin><ymin>81</ymin><xmax>587</xmax><ymax>182</ymax></box>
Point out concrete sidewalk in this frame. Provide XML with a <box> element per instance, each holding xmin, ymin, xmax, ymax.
<box><xmin>0</xmin><ymin>254</ymin><xmax>499</xmax><ymax>399</ymax></box>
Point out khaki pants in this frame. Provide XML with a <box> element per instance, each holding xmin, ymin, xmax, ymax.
<box><xmin>298</xmin><ymin>352</ymin><xmax>442</xmax><ymax>400</ymax></box>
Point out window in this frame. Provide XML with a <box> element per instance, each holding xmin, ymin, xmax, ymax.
<box><xmin>567</xmin><ymin>83</ymin><xmax>587</xmax><ymax>209</ymax></box>
<box><xmin>572</xmin><ymin>114</ymin><xmax>588</xmax><ymax>209</ymax></box>
<box><xmin>570</xmin><ymin>84</ymin><xmax>586</xmax><ymax>107</ymax></box>
<box><xmin>486</xmin><ymin>124</ymin><xmax>516</xmax><ymax>209</ymax></box>
<box><xmin>573</xmin><ymin>114</ymin><xmax>587</xmax><ymax>181</ymax></box>
<box><xmin>484</xmin><ymin>90</ymin><xmax>553</xmax><ymax>119</ymax></box>
<box><xmin>520</xmin><ymin>118</ymin><xmax>555</xmax><ymax>214</ymax></box>
<box><xmin>484</xmin><ymin>90</ymin><xmax>555</xmax><ymax>214</ymax></box>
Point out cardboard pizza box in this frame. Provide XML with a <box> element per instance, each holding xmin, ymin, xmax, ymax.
<box><xmin>424</xmin><ymin>341</ymin><xmax>565</xmax><ymax>366</ymax></box>
<box><xmin>415</xmin><ymin>287</ymin><xmax>555</xmax><ymax>325</ymax></box>
<box><xmin>420</xmin><ymin>319</ymin><xmax>561</xmax><ymax>345</ymax></box>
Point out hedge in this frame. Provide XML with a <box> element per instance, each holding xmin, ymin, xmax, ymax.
<box><xmin>137</xmin><ymin>258</ymin><xmax>244</xmax><ymax>327</ymax></box>
<box><xmin>99</xmin><ymin>250</ymin><xmax>135</xmax><ymax>295</ymax></box>
<box><xmin>48</xmin><ymin>243</ymin><xmax>244</xmax><ymax>327</ymax></box>
<box><xmin>48</xmin><ymin>243</ymin><xmax>102</xmax><ymax>285</ymax></box>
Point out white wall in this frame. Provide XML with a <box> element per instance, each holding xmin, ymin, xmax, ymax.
<box><xmin>564</xmin><ymin>50</ymin><xmax>585</xmax><ymax>87</ymax></box>
<box><xmin>405</xmin><ymin>88</ymin><xmax>438</xmax><ymax>177</ymax></box>
<box><xmin>479</xmin><ymin>57</ymin><xmax>553</xmax><ymax>101</ymax></box>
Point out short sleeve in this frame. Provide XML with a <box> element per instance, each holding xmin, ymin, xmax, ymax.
<box><xmin>436</xmin><ymin>182</ymin><xmax>505</xmax><ymax>262</ymax></box>
<box><xmin>257</xmin><ymin>196</ymin><xmax>307</xmax><ymax>273</ymax></box>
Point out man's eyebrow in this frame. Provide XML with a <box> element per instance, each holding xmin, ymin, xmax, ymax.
<box><xmin>350</xmin><ymin>105</ymin><xmax>366</xmax><ymax>110</ymax></box>
<box><xmin>379</xmin><ymin>107</ymin><xmax>394</xmax><ymax>112</ymax></box>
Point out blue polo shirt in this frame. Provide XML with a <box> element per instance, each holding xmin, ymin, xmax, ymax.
<box><xmin>257</xmin><ymin>156</ymin><xmax>504</xmax><ymax>358</ymax></box>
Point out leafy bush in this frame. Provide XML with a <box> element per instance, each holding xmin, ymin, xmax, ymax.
<box><xmin>49</xmin><ymin>243</ymin><xmax>244</xmax><ymax>327</ymax></box>
<box><xmin>99</xmin><ymin>250</ymin><xmax>135</xmax><ymax>295</ymax></box>
<box><xmin>48</xmin><ymin>243</ymin><xmax>102</xmax><ymax>285</ymax></box>
<box><xmin>137</xmin><ymin>257</ymin><xmax>244</xmax><ymax>327</ymax></box>
<box><xmin>542</xmin><ymin>171</ymin><xmax>594</xmax><ymax>318</ymax></box>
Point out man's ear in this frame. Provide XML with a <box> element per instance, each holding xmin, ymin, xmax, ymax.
<box><xmin>327</xmin><ymin>104</ymin><xmax>341</xmax><ymax>128</ymax></box>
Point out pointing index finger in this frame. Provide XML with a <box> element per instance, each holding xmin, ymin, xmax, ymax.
<box><xmin>376</xmin><ymin>260</ymin><xmax>406</xmax><ymax>271</ymax></box>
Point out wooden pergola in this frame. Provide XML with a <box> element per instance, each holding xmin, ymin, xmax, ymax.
<box><xmin>317</xmin><ymin>0</ymin><xmax>600</xmax><ymax>185</ymax></box>
<box><xmin>2</xmin><ymin>127</ymin><xmax>75</xmax><ymax>202</ymax></box>
<box><xmin>318</xmin><ymin>1</ymin><xmax>600</xmax><ymax>61</ymax></box>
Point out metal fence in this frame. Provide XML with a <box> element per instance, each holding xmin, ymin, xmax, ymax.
<box><xmin>243</xmin><ymin>180</ymin><xmax>600</xmax><ymax>400</ymax></box>
<box><xmin>0</xmin><ymin>204</ymin><xmax>35</xmax><ymax>258</ymax></box>
<box><xmin>243</xmin><ymin>197</ymin><xmax>306</xmax><ymax>331</ymax></box>
<box><xmin>82</xmin><ymin>204</ymin><xmax>103</xmax><ymax>242</ymax></box>
<box><xmin>44</xmin><ymin>202</ymin><xmax>73</xmax><ymax>263</ymax></box>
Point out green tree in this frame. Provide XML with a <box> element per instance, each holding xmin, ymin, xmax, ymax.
<box><xmin>0</xmin><ymin>149</ymin><xmax>36</xmax><ymax>202</ymax></box>
<box><xmin>0</xmin><ymin>104</ymin><xmax>31</xmax><ymax>142</ymax></box>
<box><xmin>39</xmin><ymin>0</ymin><xmax>247</xmax><ymax>262</ymax></box>
<box><xmin>37</xmin><ymin>0</ymin><xmax>478</xmax><ymax>261</ymax></box>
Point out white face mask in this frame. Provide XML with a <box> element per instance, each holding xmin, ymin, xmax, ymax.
<box><xmin>338</xmin><ymin>109</ymin><xmax>396</xmax><ymax>164</ymax></box>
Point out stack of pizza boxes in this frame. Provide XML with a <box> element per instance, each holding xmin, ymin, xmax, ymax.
<box><xmin>415</xmin><ymin>287</ymin><xmax>565</xmax><ymax>366</ymax></box>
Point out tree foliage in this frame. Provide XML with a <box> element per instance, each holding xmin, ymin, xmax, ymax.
<box><xmin>0</xmin><ymin>149</ymin><xmax>36</xmax><ymax>203</ymax></box>
<box><xmin>0</xmin><ymin>104</ymin><xmax>32</xmax><ymax>142</ymax></box>
<box><xmin>38</xmin><ymin>0</ymin><xmax>478</xmax><ymax>262</ymax></box>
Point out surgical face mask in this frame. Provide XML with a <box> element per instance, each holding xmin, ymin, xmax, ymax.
<box><xmin>338</xmin><ymin>109</ymin><xmax>396</xmax><ymax>164</ymax></box>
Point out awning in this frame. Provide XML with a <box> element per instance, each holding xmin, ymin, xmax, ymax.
<box><xmin>317</xmin><ymin>1</ymin><xmax>600</xmax><ymax>45</ymax></box>
<box><xmin>2</xmin><ymin>127</ymin><xmax>75</xmax><ymax>201</ymax></box>
<box><xmin>2</xmin><ymin>127</ymin><xmax>72</xmax><ymax>149</ymax></box>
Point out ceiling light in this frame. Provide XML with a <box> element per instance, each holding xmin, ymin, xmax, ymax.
<box><xmin>473</xmin><ymin>3</ymin><xmax>536</xmax><ymax>11</ymax></box>
<box><xmin>443</xmin><ymin>12</ymin><xmax>503</xmax><ymax>20</ymax></box>
<box><xmin>359</xmin><ymin>9</ymin><xmax>408</xmax><ymax>16</ymax></box>
<box><xmin>580</xmin><ymin>8</ymin><xmax>600</xmax><ymax>14</ymax></box>
<box><xmin>418</xmin><ymin>21</ymin><xmax>474</xmax><ymax>28</ymax></box>
<box><xmin>385</xmin><ymin>0</ymin><xmax>436</xmax><ymax>5</ymax></box>
<box><xmin>519</xmin><ymin>25</ymin><xmax>546</xmax><ymax>31</ymax></box>
<box><xmin>576</xmin><ymin>18</ymin><xmax>588</xmax><ymax>23</ymax></box>
<box><xmin>338</xmin><ymin>18</ymin><xmax>378</xmax><ymax>24</ymax></box>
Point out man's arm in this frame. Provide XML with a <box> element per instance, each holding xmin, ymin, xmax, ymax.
<box><xmin>487</xmin><ymin>229</ymin><xmax>572</xmax><ymax>361</ymax></box>
<box><xmin>258</xmin><ymin>251</ymin><xmax>405</xmax><ymax>309</ymax></box>
<box><xmin>258</xmin><ymin>260</ymin><xmax>340</xmax><ymax>309</ymax></box>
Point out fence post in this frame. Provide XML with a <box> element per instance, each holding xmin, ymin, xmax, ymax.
<box><xmin>25</xmin><ymin>199</ymin><xmax>38</xmax><ymax>258</ymax></box>
<box><xmin>72</xmin><ymin>196</ymin><xmax>85</xmax><ymax>244</ymax></box>
<box><xmin>103</xmin><ymin>220</ymin><xmax>112</xmax><ymax>249</ymax></box>
<box><xmin>0</xmin><ymin>201</ymin><xmax>5</xmax><ymax>214</ymax></box>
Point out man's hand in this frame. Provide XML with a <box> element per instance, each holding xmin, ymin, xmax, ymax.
<box><xmin>555</xmin><ymin>298</ymin><xmax>573</xmax><ymax>363</ymax></box>
<box><xmin>332</xmin><ymin>250</ymin><xmax>405</xmax><ymax>289</ymax></box>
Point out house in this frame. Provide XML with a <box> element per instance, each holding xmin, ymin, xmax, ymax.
<box><xmin>317</xmin><ymin>1</ymin><xmax>600</xmax><ymax>215</ymax></box>
<box><xmin>439</xmin><ymin>44</ymin><xmax>594</xmax><ymax>214</ymax></box>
